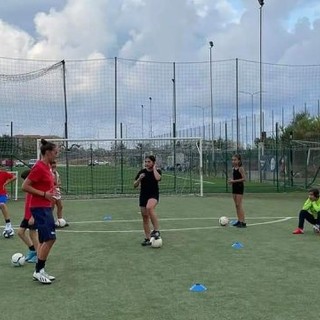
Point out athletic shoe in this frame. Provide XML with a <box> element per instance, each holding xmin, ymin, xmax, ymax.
<box><xmin>41</xmin><ymin>269</ymin><xmax>55</xmax><ymax>281</ymax></box>
<box><xmin>313</xmin><ymin>224</ymin><xmax>320</xmax><ymax>233</ymax></box>
<box><xmin>236</xmin><ymin>222</ymin><xmax>247</xmax><ymax>228</ymax></box>
<box><xmin>150</xmin><ymin>230</ymin><xmax>161</xmax><ymax>239</ymax></box>
<box><xmin>141</xmin><ymin>238</ymin><xmax>151</xmax><ymax>246</ymax></box>
<box><xmin>25</xmin><ymin>250</ymin><xmax>37</xmax><ymax>262</ymax></box>
<box><xmin>27</xmin><ymin>255</ymin><xmax>37</xmax><ymax>263</ymax></box>
<box><xmin>33</xmin><ymin>269</ymin><xmax>52</xmax><ymax>284</ymax></box>
<box><xmin>232</xmin><ymin>221</ymin><xmax>241</xmax><ymax>227</ymax></box>
<box><xmin>292</xmin><ymin>228</ymin><xmax>304</xmax><ymax>234</ymax></box>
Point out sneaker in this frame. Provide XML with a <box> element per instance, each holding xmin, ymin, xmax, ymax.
<box><xmin>292</xmin><ymin>228</ymin><xmax>304</xmax><ymax>234</ymax></box>
<box><xmin>25</xmin><ymin>250</ymin><xmax>37</xmax><ymax>262</ymax></box>
<box><xmin>236</xmin><ymin>222</ymin><xmax>247</xmax><ymax>228</ymax></box>
<box><xmin>232</xmin><ymin>221</ymin><xmax>241</xmax><ymax>227</ymax></box>
<box><xmin>150</xmin><ymin>230</ymin><xmax>161</xmax><ymax>239</ymax></box>
<box><xmin>33</xmin><ymin>270</ymin><xmax>52</xmax><ymax>284</ymax></box>
<box><xmin>41</xmin><ymin>269</ymin><xmax>55</xmax><ymax>281</ymax></box>
<box><xmin>313</xmin><ymin>224</ymin><xmax>320</xmax><ymax>233</ymax></box>
<box><xmin>28</xmin><ymin>255</ymin><xmax>37</xmax><ymax>263</ymax></box>
<box><xmin>141</xmin><ymin>238</ymin><xmax>151</xmax><ymax>246</ymax></box>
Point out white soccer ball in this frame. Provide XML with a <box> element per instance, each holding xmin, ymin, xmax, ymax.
<box><xmin>150</xmin><ymin>237</ymin><xmax>163</xmax><ymax>248</ymax></box>
<box><xmin>219</xmin><ymin>216</ymin><xmax>229</xmax><ymax>226</ymax></box>
<box><xmin>3</xmin><ymin>229</ymin><xmax>14</xmax><ymax>238</ymax></box>
<box><xmin>55</xmin><ymin>218</ymin><xmax>67</xmax><ymax>228</ymax></box>
<box><xmin>11</xmin><ymin>253</ymin><xmax>26</xmax><ymax>267</ymax></box>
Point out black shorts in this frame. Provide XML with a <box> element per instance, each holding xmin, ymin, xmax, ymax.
<box><xmin>139</xmin><ymin>195</ymin><xmax>159</xmax><ymax>207</ymax></box>
<box><xmin>19</xmin><ymin>218</ymin><xmax>36</xmax><ymax>230</ymax></box>
<box><xmin>232</xmin><ymin>184</ymin><xmax>244</xmax><ymax>195</ymax></box>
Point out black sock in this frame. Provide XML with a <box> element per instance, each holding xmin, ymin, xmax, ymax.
<box><xmin>36</xmin><ymin>259</ymin><xmax>46</xmax><ymax>272</ymax></box>
<box><xmin>29</xmin><ymin>245</ymin><xmax>35</xmax><ymax>251</ymax></box>
<box><xmin>5</xmin><ymin>219</ymin><xmax>10</xmax><ymax>223</ymax></box>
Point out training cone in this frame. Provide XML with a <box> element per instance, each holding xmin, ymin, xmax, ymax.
<box><xmin>103</xmin><ymin>215</ymin><xmax>112</xmax><ymax>221</ymax></box>
<box><xmin>232</xmin><ymin>241</ymin><xmax>244</xmax><ymax>249</ymax></box>
<box><xmin>190</xmin><ymin>283</ymin><xmax>207</xmax><ymax>292</ymax></box>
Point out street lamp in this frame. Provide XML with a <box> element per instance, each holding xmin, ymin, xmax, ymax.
<box><xmin>209</xmin><ymin>41</ymin><xmax>215</xmax><ymax>164</ymax></box>
<box><xmin>258</xmin><ymin>0</ymin><xmax>265</xmax><ymax>139</ymax></box>
<box><xmin>149</xmin><ymin>97</ymin><xmax>152</xmax><ymax>138</ymax></box>
<box><xmin>239</xmin><ymin>91</ymin><xmax>262</xmax><ymax>146</ymax></box>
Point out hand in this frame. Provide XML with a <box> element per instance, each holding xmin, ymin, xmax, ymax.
<box><xmin>228</xmin><ymin>179</ymin><xmax>234</xmax><ymax>185</ymax></box>
<box><xmin>28</xmin><ymin>216</ymin><xmax>34</xmax><ymax>225</ymax></box>
<box><xmin>139</xmin><ymin>173</ymin><xmax>145</xmax><ymax>180</ymax></box>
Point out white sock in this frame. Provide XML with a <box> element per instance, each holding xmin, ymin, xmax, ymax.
<box><xmin>5</xmin><ymin>222</ymin><xmax>12</xmax><ymax>229</ymax></box>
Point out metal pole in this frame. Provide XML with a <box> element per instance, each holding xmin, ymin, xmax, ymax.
<box><xmin>209</xmin><ymin>41</ymin><xmax>215</xmax><ymax>166</ymax></box>
<box><xmin>258</xmin><ymin>0</ymin><xmax>264</xmax><ymax>138</ymax></box>
<box><xmin>149</xmin><ymin>97</ymin><xmax>152</xmax><ymax>138</ymax></box>
<box><xmin>141</xmin><ymin>105</ymin><xmax>144</xmax><ymax>138</ymax></box>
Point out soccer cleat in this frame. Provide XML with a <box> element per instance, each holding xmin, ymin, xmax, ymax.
<box><xmin>33</xmin><ymin>270</ymin><xmax>52</xmax><ymax>284</ymax></box>
<box><xmin>232</xmin><ymin>221</ymin><xmax>241</xmax><ymax>227</ymax></box>
<box><xmin>292</xmin><ymin>228</ymin><xmax>304</xmax><ymax>234</ymax></box>
<box><xmin>313</xmin><ymin>224</ymin><xmax>320</xmax><ymax>233</ymax></box>
<box><xmin>27</xmin><ymin>255</ymin><xmax>37</xmax><ymax>263</ymax></box>
<box><xmin>25</xmin><ymin>250</ymin><xmax>37</xmax><ymax>262</ymax></box>
<box><xmin>236</xmin><ymin>222</ymin><xmax>247</xmax><ymax>228</ymax></box>
<box><xmin>41</xmin><ymin>269</ymin><xmax>55</xmax><ymax>281</ymax></box>
<box><xmin>141</xmin><ymin>238</ymin><xmax>151</xmax><ymax>246</ymax></box>
<box><xmin>150</xmin><ymin>230</ymin><xmax>161</xmax><ymax>239</ymax></box>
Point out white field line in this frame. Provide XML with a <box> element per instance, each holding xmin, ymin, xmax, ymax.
<box><xmin>13</xmin><ymin>217</ymin><xmax>292</xmax><ymax>234</ymax></box>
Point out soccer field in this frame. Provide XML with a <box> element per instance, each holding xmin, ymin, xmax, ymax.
<box><xmin>0</xmin><ymin>193</ymin><xmax>319</xmax><ymax>320</ymax></box>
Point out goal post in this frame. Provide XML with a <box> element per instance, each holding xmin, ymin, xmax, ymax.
<box><xmin>39</xmin><ymin>137</ymin><xmax>204</xmax><ymax>198</ymax></box>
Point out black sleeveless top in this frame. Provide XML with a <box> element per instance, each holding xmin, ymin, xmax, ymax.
<box><xmin>232</xmin><ymin>167</ymin><xmax>244</xmax><ymax>195</ymax></box>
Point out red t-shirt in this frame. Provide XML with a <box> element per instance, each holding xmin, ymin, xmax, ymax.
<box><xmin>24</xmin><ymin>193</ymin><xmax>32</xmax><ymax>220</ymax></box>
<box><xmin>0</xmin><ymin>171</ymin><xmax>14</xmax><ymax>195</ymax></box>
<box><xmin>27</xmin><ymin>160</ymin><xmax>54</xmax><ymax>207</ymax></box>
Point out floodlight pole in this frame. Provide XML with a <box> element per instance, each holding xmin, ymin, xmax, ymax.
<box><xmin>149</xmin><ymin>97</ymin><xmax>152</xmax><ymax>138</ymax></box>
<box><xmin>141</xmin><ymin>104</ymin><xmax>144</xmax><ymax>138</ymax></box>
<box><xmin>258</xmin><ymin>0</ymin><xmax>264</xmax><ymax>139</ymax></box>
<box><xmin>209</xmin><ymin>41</ymin><xmax>215</xmax><ymax>167</ymax></box>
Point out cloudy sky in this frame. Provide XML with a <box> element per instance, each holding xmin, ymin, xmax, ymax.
<box><xmin>1</xmin><ymin>0</ymin><xmax>320</xmax><ymax>146</ymax></box>
<box><xmin>0</xmin><ymin>0</ymin><xmax>320</xmax><ymax>64</ymax></box>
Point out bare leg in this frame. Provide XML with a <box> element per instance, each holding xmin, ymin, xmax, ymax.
<box><xmin>233</xmin><ymin>194</ymin><xmax>245</xmax><ymax>222</ymax></box>
<box><xmin>55</xmin><ymin>200</ymin><xmax>63</xmax><ymax>219</ymax></box>
<box><xmin>37</xmin><ymin>239</ymin><xmax>56</xmax><ymax>260</ymax></box>
<box><xmin>29</xmin><ymin>230</ymin><xmax>39</xmax><ymax>252</ymax></box>
<box><xmin>140</xmin><ymin>207</ymin><xmax>151</xmax><ymax>239</ymax></box>
<box><xmin>0</xmin><ymin>203</ymin><xmax>10</xmax><ymax>220</ymax></box>
<box><xmin>17</xmin><ymin>228</ymin><xmax>33</xmax><ymax>247</ymax></box>
<box><xmin>146</xmin><ymin>199</ymin><xmax>159</xmax><ymax>231</ymax></box>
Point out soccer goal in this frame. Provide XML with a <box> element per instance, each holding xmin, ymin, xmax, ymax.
<box><xmin>39</xmin><ymin>137</ymin><xmax>204</xmax><ymax>198</ymax></box>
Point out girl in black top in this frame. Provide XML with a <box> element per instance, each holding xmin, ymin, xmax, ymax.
<box><xmin>134</xmin><ymin>155</ymin><xmax>162</xmax><ymax>246</ymax></box>
<box><xmin>228</xmin><ymin>154</ymin><xmax>246</xmax><ymax>228</ymax></box>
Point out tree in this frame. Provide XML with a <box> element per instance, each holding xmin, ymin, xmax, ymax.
<box><xmin>281</xmin><ymin>112</ymin><xmax>320</xmax><ymax>144</ymax></box>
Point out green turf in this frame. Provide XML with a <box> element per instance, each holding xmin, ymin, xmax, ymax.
<box><xmin>1</xmin><ymin>193</ymin><xmax>319</xmax><ymax>319</ymax></box>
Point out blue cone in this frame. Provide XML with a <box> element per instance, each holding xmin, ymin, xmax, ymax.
<box><xmin>103</xmin><ymin>215</ymin><xmax>112</xmax><ymax>221</ymax></box>
<box><xmin>190</xmin><ymin>283</ymin><xmax>207</xmax><ymax>292</ymax></box>
<box><xmin>232</xmin><ymin>241</ymin><xmax>244</xmax><ymax>249</ymax></box>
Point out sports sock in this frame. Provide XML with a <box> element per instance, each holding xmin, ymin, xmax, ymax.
<box><xmin>36</xmin><ymin>259</ymin><xmax>46</xmax><ymax>273</ymax></box>
<box><xmin>29</xmin><ymin>245</ymin><xmax>36</xmax><ymax>251</ymax></box>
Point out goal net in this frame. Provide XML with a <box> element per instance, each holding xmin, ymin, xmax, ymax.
<box><xmin>40</xmin><ymin>137</ymin><xmax>203</xmax><ymax>198</ymax></box>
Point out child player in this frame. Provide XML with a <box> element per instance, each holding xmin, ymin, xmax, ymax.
<box><xmin>17</xmin><ymin>169</ymin><xmax>38</xmax><ymax>262</ymax></box>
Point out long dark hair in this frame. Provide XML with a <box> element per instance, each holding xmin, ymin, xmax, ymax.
<box><xmin>233</xmin><ymin>154</ymin><xmax>242</xmax><ymax>167</ymax></box>
<box><xmin>145</xmin><ymin>155</ymin><xmax>156</xmax><ymax>163</ymax></box>
<box><xmin>40</xmin><ymin>139</ymin><xmax>56</xmax><ymax>156</ymax></box>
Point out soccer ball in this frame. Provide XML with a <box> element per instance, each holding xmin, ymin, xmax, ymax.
<box><xmin>219</xmin><ymin>216</ymin><xmax>229</xmax><ymax>226</ymax></box>
<box><xmin>3</xmin><ymin>228</ymin><xmax>14</xmax><ymax>238</ymax></box>
<box><xmin>55</xmin><ymin>218</ymin><xmax>67</xmax><ymax>228</ymax></box>
<box><xmin>11</xmin><ymin>253</ymin><xmax>25</xmax><ymax>267</ymax></box>
<box><xmin>150</xmin><ymin>237</ymin><xmax>163</xmax><ymax>248</ymax></box>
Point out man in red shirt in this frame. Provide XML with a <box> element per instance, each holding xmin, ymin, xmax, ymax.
<box><xmin>0</xmin><ymin>168</ymin><xmax>17</xmax><ymax>238</ymax></box>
